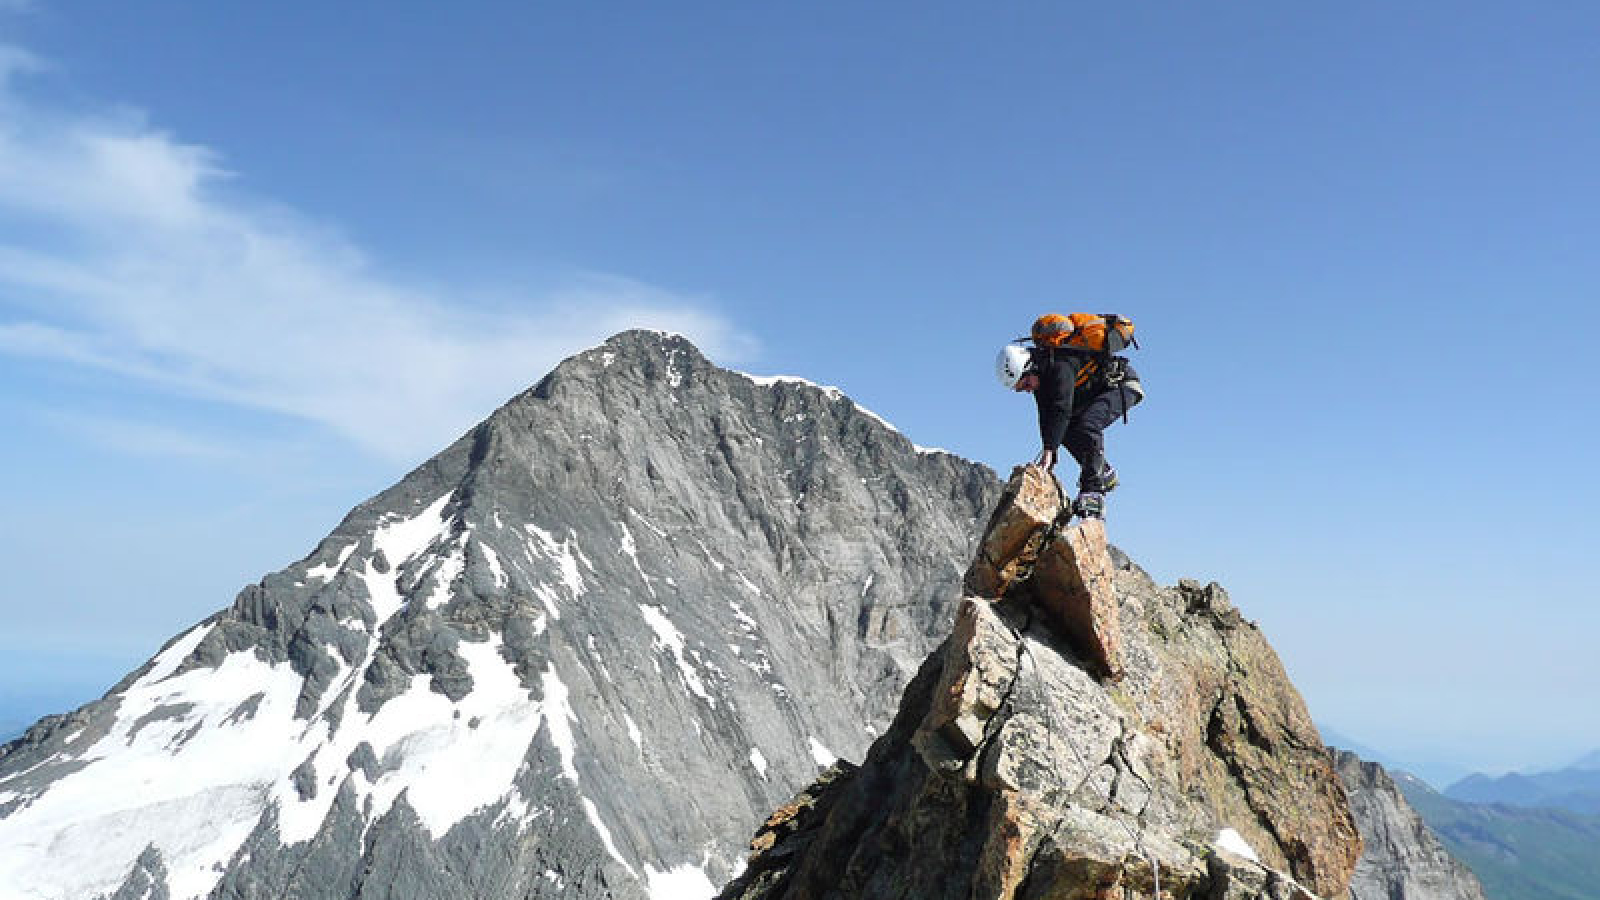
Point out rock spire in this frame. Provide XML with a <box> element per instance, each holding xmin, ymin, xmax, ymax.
<box><xmin>719</xmin><ymin>466</ymin><xmax>1363</xmax><ymax>900</ymax></box>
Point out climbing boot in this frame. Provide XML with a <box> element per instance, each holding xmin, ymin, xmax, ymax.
<box><xmin>1079</xmin><ymin>465</ymin><xmax>1118</xmax><ymax>494</ymax></box>
<box><xmin>1074</xmin><ymin>491</ymin><xmax>1105</xmax><ymax>520</ymax></box>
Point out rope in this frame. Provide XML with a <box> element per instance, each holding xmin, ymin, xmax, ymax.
<box><xmin>1009</xmin><ymin>470</ymin><xmax>1161</xmax><ymax>900</ymax></box>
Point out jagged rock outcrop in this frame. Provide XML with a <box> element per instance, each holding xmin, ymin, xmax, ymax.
<box><xmin>0</xmin><ymin>331</ymin><xmax>1000</xmax><ymax>900</ymax></box>
<box><xmin>719</xmin><ymin>466</ymin><xmax>1362</xmax><ymax>900</ymax></box>
<box><xmin>963</xmin><ymin>475</ymin><xmax>1123</xmax><ymax>680</ymax></box>
<box><xmin>1332</xmin><ymin>750</ymin><xmax>1487</xmax><ymax>900</ymax></box>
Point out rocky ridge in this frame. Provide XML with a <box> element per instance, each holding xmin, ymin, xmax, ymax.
<box><xmin>718</xmin><ymin>466</ymin><xmax>1363</xmax><ymax>900</ymax></box>
<box><xmin>1332</xmin><ymin>750</ymin><xmax>1486</xmax><ymax>900</ymax></box>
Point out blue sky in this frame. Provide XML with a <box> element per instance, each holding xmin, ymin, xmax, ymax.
<box><xmin>1</xmin><ymin>2</ymin><xmax>1595</xmax><ymax>777</ymax></box>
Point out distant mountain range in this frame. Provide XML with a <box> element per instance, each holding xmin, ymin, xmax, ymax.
<box><xmin>1445</xmin><ymin>754</ymin><xmax>1600</xmax><ymax>816</ymax></box>
<box><xmin>1398</xmin><ymin>770</ymin><xmax>1600</xmax><ymax>900</ymax></box>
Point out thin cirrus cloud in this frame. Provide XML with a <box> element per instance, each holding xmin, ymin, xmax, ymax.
<box><xmin>38</xmin><ymin>410</ymin><xmax>240</xmax><ymax>462</ymax></box>
<box><xmin>0</xmin><ymin>45</ymin><xmax>756</xmax><ymax>464</ymax></box>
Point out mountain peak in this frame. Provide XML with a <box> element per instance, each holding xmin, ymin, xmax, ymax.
<box><xmin>494</xmin><ymin>328</ymin><xmax>713</xmax><ymax>416</ymax></box>
<box><xmin>0</xmin><ymin>334</ymin><xmax>1001</xmax><ymax>900</ymax></box>
<box><xmin>562</xmin><ymin>328</ymin><xmax>709</xmax><ymax>376</ymax></box>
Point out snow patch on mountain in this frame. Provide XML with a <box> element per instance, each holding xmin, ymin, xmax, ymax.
<box><xmin>582</xmin><ymin>797</ymin><xmax>637</xmax><ymax>876</ymax></box>
<box><xmin>143</xmin><ymin>622</ymin><xmax>214</xmax><ymax>686</ymax></box>
<box><xmin>0</xmin><ymin>620</ymin><xmax>557</xmax><ymax>898</ymax></box>
<box><xmin>1216</xmin><ymin>827</ymin><xmax>1262</xmax><ymax>863</ymax></box>
<box><xmin>619</xmin><ymin>520</ymin><xmax>656</xmax><ymax>598</ymax></box>
<box><xmin>527</xmin><ymin>524</ymin><xmax>590</xmax><ymax>596</ymax></box>
<box><xmin>479</xmin><ymin>541</ymin><xmax>507</xmax><ymax>588</ymax></box>
<box><xmin>272</xmin><ymin>634</ymin><xmax>547</xmax><ymax>843</ymax></box>
<box><xmin>644</xmin><ymin>861</ymin><xmax>717</xmax><ymax>900</ymax></box>
<box><xmin>0</xmin><ymin>642</ymin><xmax>304</xmax><ymax>900</ymax></box>
<box><xmin>361</xmin><ymin>492</ymin><xmax>455</xmax><ymax>622</ymax></box>
<box><xmin>639</xmin><ymin>604</ymin><xmax>716</xmax><ymax>705</ymax></box>
<box><xmin>541</xmin><ymin>666</ymin><xmax>580</xmax><ymax>784</ymax></box>
<box><xmin>421</xmin><ymin>543</ymin><xmax>466</xmax><ymax>610</ymax></box>
<box><xmin>359</xmin><ymin>638</ymin><xmax>540</xmax><ymax>837</ymax></box>
<box><xmin>305</xmin><ymin>544</ymin><xmax>357</xmax><ymax>583</ymax></box>
<box><xmin>523</xmin><ymin>523</ymin><xmax>592</xmax><ymax>619</ymax></box>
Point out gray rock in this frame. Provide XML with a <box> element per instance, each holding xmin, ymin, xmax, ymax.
<box><xmin>104</xmin><ymin>845</ymin><xmax>171</xmax><ymax>900</ymax></box>
<box><xmin>718</xmin><ymin>470</ymin><xmax>1363</xmax><ymax>900</ymax></box>
<box><xmin>0</xmin><ymin>330</ymin><xmax>999</xmax><ymax>900</ymax></box>
<box><xmin>1333</xmin><ymin>749</ymin><xmax>1488</xmax><ymax>900</ymax></box>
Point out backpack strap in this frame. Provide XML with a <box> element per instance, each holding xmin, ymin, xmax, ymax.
<box><xmin>1094</xmin><ymin>314</ymin><xmax>1138</xmax><ymax>425</ymax></box>
<box><xmin>1096</xmin><ymin>314</ymin><xmax>1118</xmax><ymax>374</ymax></box>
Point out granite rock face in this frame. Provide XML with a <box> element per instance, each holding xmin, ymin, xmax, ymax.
<box><xmin>719</xmin><ymin>467</ymin><xmax>1362</xmax><ymax>900</ymax></box>
<box><xmin>963</xmin><ymin>465</ymin><xmax>1062</xmax><ymax>598</ymax></box>
<box><xmin>0</xmin><ymin>331</ymin><xmax>1000</xmax><ymax>900</ymax></box>
<box><xmin>1031</xmin><ymin>519</ymin><xmax>1125</xmax><ymax>680</ymax></box>
<box><xmin>1333</xmin><ymin>750</ymin><xmax>1487</xmax><ymax>900</ymax></box>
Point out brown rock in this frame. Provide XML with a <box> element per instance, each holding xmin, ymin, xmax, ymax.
<box><xmin>972</xmin><ymin>791</ymin><xmax>1036</xmax><ymax>900</ymax></box>
<box><xmin>963</xmin><ymin>465</ymin><xmax>1064</xmax><ymax>597</ymax></box>
<box><xmin>1124</xmin><ymin>579</ymin><xmax>1363</xmax><ymax>897</ymax></box>
<box><xmin>718</xmin><ymin>473</ymin><xmax>1363</xmax><ymax>900</ymax></box>
<box><xmin>733</xmin><ymin>761</ymin><xmax>859</xmax><ymax>896</ymax></box>
<box><xmin>911</xmin><ymin>597</ymin><xmax>1024</xmax><ymax>775</ymax></box>
<box><xmin>1029</xmin><ymin>519</ymin><xmax>1125</xmax><ymax>679</ymax></box>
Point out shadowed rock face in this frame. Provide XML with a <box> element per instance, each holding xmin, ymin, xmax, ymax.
<box><xmin>0</xmin><ymin>331</ymin><xmax>1001</xmax><ymax>900</ymax></box>
<box><xmin>1333</xmin><ymin>750</ymin><xmax>1487</xmax><ymax>900</ymax></box>
<box><xmin>719</xmin><ymin>467</ymin><xmax>1362</xmax><ymax>900</ymax></box>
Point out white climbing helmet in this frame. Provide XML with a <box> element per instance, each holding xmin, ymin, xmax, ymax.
<box><xmin>995</xmin><ymin>344</ymin><xmax>1032</xmax><ymax>390</ymax></box>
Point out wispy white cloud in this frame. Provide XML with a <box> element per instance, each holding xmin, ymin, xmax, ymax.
<box><xmin>0</xmin><ymin>44</ymin><xmax>757</xmax><ymax>463</ymax></box>
<box><xmin>39</xmin><ymin>411</ymin><xmax>238</xmax><ymax>462</ymax></box>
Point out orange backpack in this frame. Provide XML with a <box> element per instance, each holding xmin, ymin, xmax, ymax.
<box><xmin>1029</xmin><ymin>313</ymin><xmax>1137</xmax><ymax>354</ymax></box>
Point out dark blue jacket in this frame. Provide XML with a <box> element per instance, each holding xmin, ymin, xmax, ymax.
<box><xmin>1030</xmin><ymin>346</ymin><xmax>1141</xmax><ymax>449</ymax></box>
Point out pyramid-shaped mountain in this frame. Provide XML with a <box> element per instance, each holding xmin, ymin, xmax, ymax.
<box><xmin>0</xmin><ymin>331</ymin><xmax>1000</xmax><ymax>900</ymax></box>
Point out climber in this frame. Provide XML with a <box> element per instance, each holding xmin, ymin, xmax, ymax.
<box><xmin>996</xmin><ymin>313</ymin><xmax>1143</xmax><ymax>519</ymax></box>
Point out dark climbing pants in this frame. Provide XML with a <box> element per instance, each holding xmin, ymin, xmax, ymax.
<box><xmin>1062</xmin><ymin>386</ymin><xmax>1141</xmax><ymax>491</ymax></box>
